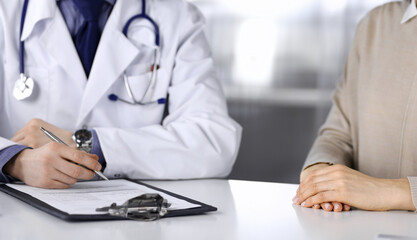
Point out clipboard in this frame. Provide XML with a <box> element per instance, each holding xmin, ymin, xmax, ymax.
<box><xmin>0</xmin><ymin>179</ymin><xmax>217</xmax><ymax>222</ymax></box>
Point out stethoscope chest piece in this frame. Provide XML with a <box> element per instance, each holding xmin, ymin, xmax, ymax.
<box><xmin>13</xmin><ymin>74</ymin><xmax>34</xmax><ymax>100</ymax></box>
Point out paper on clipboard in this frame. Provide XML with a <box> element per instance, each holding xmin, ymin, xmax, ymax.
<box><xmin>6</xmin><ymin>179</ymin><xmax>200</xmax><ymax>215</ymax></box>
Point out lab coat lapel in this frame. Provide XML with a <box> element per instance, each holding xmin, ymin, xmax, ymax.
<box><xmin>77</xmin><ymin>0</ymin><xmax>141</xmax><ymax>126</ymax></box>
<box><xmin>25</xmin><ymin>0</ymin><xmax>87</xmax><ymax>90</ymax></box>
<box><xmin>20</xmin><ymin>0</ymin><xmax>54</xmax><ymax>40</ymax></box>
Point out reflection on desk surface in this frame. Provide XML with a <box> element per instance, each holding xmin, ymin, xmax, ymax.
<box><xmin>376</xmin><ymin>234</ymin><xmax>417</xmax><ymax>240</ymax></box>
<box><xmin>293</xmin><ymin>204</ymin><xmax>417</xmax><ymax>240</ymax></box>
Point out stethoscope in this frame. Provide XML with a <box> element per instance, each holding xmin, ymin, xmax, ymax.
<box><xmin>14</xmin><ymin>0</ymin><xmax>33</xmax><ymax>101</ymax></box>
<box><xmin>108</xmin><ymin>0</ymin><xmax>166</xmax><ymax>105</ymax></box>
<box><xmin>15</xmin><ymin>0</ymin><xmax>166</xmax><ymax>106</ymax></box>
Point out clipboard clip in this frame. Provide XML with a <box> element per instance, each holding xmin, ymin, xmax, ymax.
<box><xmin>96</xmin><ymin>193</ymin><xmax>171</xmax><ymax>221</ymax></box>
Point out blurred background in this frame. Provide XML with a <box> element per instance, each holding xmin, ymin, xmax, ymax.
<box><xmin>188</xmin><ymin>0</ymin><xmax>394</xmax><ymax>183</ymax></box>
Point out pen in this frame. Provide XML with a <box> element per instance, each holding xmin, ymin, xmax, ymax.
<box><xmin>40</xmin><ymin>127</ymin><xmax>109</xmax><ymax>181</ymax></box>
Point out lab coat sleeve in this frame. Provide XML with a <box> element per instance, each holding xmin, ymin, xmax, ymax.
<box><xmin>95</xmin><ymin>2</ymin><xmax>242</xmax><ymax>179</ymax></box>
<box><xmin>0</xmin><ymin>16</ymin><xmax>20</xmax><ymax>162</ymax></box>
<box><xmin>0</xmin><ymin>19</ymin><xmax>27</xmax><ymax>183</ymax></box>
<box><xmin>302</xmin><ymin>18</ymin><xmax>367</xmax><ymax>171</ymax></box>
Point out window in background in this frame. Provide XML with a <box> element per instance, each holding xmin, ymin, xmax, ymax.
<box><xmin>189</xmin><ymin>0</ymin><xmax>395</xmax><ymax>183</ymax></box>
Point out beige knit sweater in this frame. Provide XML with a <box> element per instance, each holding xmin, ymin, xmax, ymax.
<box><xmin>303</xmin><ymin>1</ymin><xmax>417</xmax><ymax>209</ymax></box>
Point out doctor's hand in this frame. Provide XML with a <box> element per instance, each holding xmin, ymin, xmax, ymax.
<box><xmin>297</xmin><ymin>163</ymin><xmax>350</xmax><ymax>212</ymax></box>
<box><xmin>295</xmin><ymin>164</ymin><xmax>415</xmax><ymax>211</ymax></box>
<box><xmin>3</xmin><ymin>143</ymin><xmax>101</xmax><ymax>189</ymax></box>
<box><xmin>11</xmin><ymin>118</ymin><xmax>76</xmax><ymax>149</ymax></box>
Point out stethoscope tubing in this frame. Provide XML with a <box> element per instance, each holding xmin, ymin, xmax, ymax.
<box><xmin>20</xmin><ymin>0</ymin><xmax>29</xmax><ymax>75</ymax></box>
<box><xmin>123</xmin><ymin>15</ymin><xmax>160</xmax><ymax>46</ymax></box>
<box><xmin>109</xmin><ymin>0</ymin><xmax>166</xmax><ymax>106</ymax></box>
<box><xmin>13</xmin><ymin>0</ymin><xmax>35</xmax><ymax>101</ymax></box>
<box><xmin>122</xmin><ymin>0</ymin><xmax>159</xmax><ymax>46</ymax></box>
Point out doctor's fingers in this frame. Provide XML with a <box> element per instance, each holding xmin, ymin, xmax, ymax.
<box><xmin>12</xmin><ymin>118</ymin><xmax>46</xmax><ymax>137</ymax></box>
<box><xmin>39</xmin><ymin>142</ymin><xmax>101</xmax><ymax>179</ymax></box>
<box><xmin>49</xmin><ymin>143</ymin><xmax>101</xmax><ymax>171</ymax></box>
<box><xmin>10</xmin><ymin>131</ymin><xmax>25</xmax><ymax>143</ymax></box>
<box><xmin>54</xmin><ymin>159</ymin><xmax>96</xmax><ymax>180</ymax></box>
<box><xmin>37</xmin><ymin>174</ymin><xmax>73</xmax><ymax>189</ymax></box>
<box><xmin>51</xmin><ymin>167</ymin><xmax>81</xmax><ymax>185</ymax></box>
<box><xmin>31</xmin><ymin>179</ymin><xmax>71</xmax><ymax>189</ymax></box>
<box><xmin>21</xmin><ymin>164</ymin><xmax>72</xmax><ymax>189</ymax></box>
<box><xmin>11</xmin><ymin>126</ymin><xmax>52</xmax><ymax>148</ymax></box>
<box><xmin>12</xmin><ymin>134</ymin><xmax>51</xmax><ymax>149</ymax></box>
<box><xmin>45</xmin><ymin>180</ymin><xmax>72</xmax><ymax>189</ymax></box>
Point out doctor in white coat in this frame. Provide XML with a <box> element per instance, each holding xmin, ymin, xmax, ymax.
<box><xmin>0</xmin><ymin>0</ymin><xmax>242</xmax><ymax>188</ymax></box>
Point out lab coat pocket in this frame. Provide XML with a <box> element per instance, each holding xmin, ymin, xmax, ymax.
<box><xmin>107</xmin><ymin>68</ymin><xmax>169</xmax><ymax>126</ymax></box>
<box><xmin>120</xmin><ymin>65</ymin><xmax>169</xmax><ymax>103</ymax></box>
<box><xmin>124</xmin><ymin>72</ymin><xmax>152</xmax><ymax>103</ymax></box>
<box><xmin>124</xmin><ymin>62</ymin><xmax>153</xmax><ymax>76</ymax></box>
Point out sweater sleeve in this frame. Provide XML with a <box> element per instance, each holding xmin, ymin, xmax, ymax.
<box><xmin>407</xmin><ymin>177</ymin><xmax>417</xmax><ymax>211</ymax></box>
<box><xmin>302</xmin><ymin>53</ymin><xmax>357</xmax><ymax>170</ymax></box>
<box><xmin>302</xmin><ymin>16</ymin><xmax>368</xmax><ymax>171</ymax></box>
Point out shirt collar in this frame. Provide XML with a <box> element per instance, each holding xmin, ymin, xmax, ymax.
<box><xmin>56</xmin><ymin>0</ymin><xmax>116</xmax><ymax>6</ymax></box>
<box><xmin>401</xmin><ymin>0</ymin><xmax>417</xmax><ymax>24</ymax></box>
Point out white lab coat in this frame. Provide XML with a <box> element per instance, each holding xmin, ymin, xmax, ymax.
<box><xmin>0</xmin><ymin>0</ymin><xmax>242</xmax><ymax>179</ymax></box>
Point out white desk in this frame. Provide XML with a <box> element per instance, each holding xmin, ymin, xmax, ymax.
<box><xmin>1</xmin><ymin>179</ymin><xmax>417</xmax><ymax>240</ymax></box>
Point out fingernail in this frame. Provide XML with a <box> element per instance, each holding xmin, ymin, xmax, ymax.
<box><xmin>324</xmin><ymin>203</ymin><xmax>331</xmax><ymax>209</ymax></box>
<box><xmin>292</xmin><ymin>197</ymin><xmax>299</xmax><ymax>203</ymax></box>
<box><xmin>96</xmin><ymin>163</ymin><xmax>102</xmax><ymax>171</ymax></box>
<box><xmin>301</xmin><ymin>201</ymin><xmax>306</xmax><ymax>207</ymax></box>
<box><xmin>314</xmin><ymin>204</ymin><xmax>320</xmax><ymax>208</ymax></box>
<box><xmin>334</xmin><ymin>204</ymin><xmax>341</xmax><ymax>210</ymax></box>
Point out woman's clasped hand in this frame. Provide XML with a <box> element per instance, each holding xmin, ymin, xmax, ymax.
<box><xmin>293</xmin><ymin>164</ymin><xmax>415</xmax><ymax>212</ymax></box>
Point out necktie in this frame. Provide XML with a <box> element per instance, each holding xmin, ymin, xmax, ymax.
<box><xmin>72</xmin><ymin>0</ymin><xmax>105</xmax><ymax>77</ymax></box>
